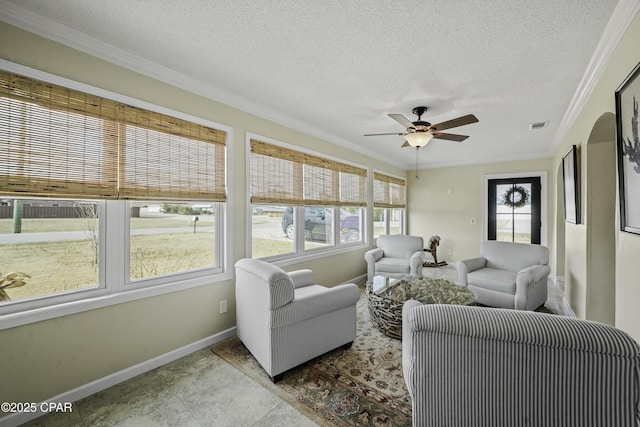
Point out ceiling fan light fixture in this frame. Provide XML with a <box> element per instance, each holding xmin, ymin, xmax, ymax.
<box><xmin>405</xmin><ymin>131</ymin><xmax>433</xmax><ymax>148</ymax></box>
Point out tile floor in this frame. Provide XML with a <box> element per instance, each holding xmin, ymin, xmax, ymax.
<box><xmin>18</xmin><ymin>266</ymin><xmax>571</xmax><ymax>427</ymax></box>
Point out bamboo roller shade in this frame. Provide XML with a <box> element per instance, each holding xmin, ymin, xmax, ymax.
<box><xmin>0</xmin><ymin>70</ymin><xmax>226</xmax><ymax>201</ymax></box>
<box><xmin>250</xmin><ymin>139</ymin><xmax>366</xmax><ymax>206</ymax></box>
<box><xmin>374</xmin><ymin>172</ymin><xmax>406</xmax><ymax>208</ymax></box>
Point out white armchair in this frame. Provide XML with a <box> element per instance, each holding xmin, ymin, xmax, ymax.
<box><xmin>364</xmin><ymin>234</ymin><xmax>424</xmax><ymax>283</ymax></box>
<box><xmin>456</xmin><ymin>241</ymin><xmax>550</xmax><ymax>310</ymax></box>
<box><xmin>234</xmin><ymin>258</ymin><xmax>360</xmax><ymax>382</ymax></box>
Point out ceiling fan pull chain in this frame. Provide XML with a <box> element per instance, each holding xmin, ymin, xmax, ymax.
<box><xmin>415</xmin><ymin>147</ymin><xmax>420</xmax><ymax>180</ymax></box>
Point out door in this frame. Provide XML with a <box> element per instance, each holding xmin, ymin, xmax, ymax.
<box><xmin>488</xmin><ymin>177</ymin><xmax>541</xmax><ymax>244</ymax></box>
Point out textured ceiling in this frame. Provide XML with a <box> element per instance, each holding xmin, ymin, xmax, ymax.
<box><xmin>0</xmin><ymin>0</ymin><xmax>625</xmax><ymax>169</ymax></box>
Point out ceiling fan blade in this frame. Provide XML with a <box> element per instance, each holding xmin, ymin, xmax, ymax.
<box><xmin>388</xmin><ymin>114</ymin><xmax>415</xmax><ymax>129</ymax></box>
<box><xmin>401</xmin><ymin>141</ymin><xmax>410</xmax><ymax>148</ymax></box>
<box><xmin>432</xmin><ymin>132</ymin><xmax>469</xmax><ymax>142</ymax></box>
<box><xmin>430</xmin><ymin>114</ymin><xmax>478</xmax><ymax>132</ymax></box>
<box><xmin>363</xmin><ymin>132</ymin><xmax>405</xmax><ymax>136</ymax></box>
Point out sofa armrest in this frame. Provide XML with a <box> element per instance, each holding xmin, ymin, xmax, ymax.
<box><xmin>270</xmin><ymin>283</ymin><xmax>360</xmax><ymax>328</ymax></box>
<box><xmin>517</xmin><ymin>264</ymin><xmax>550</xmax><ymax>285</ymax></box>
<box><xmin>364</xmin><ymin>248</ymin><xmax>384</xmax><ymax>263</ymax></box>
<box><xmin>364</xmin><ymin>248</ymin><xmax>384</xmax><ymax>282</ymax></box>
<box><xmin>289</xmin><ymin>269</ymin><xmax>315</xmax><ymax>288</ymax></box>
<box><xmin>514</xmin><ymin>264</ymin><xmax>550</xmax><ymax>309</ymax></box>
<box><xmin>402</xmin><ymin>299</ymin><xmax>423</xmax><ymax>398</ymax></box>
<box><xmin>455</xmin><ymin>257</ymin><xmax>486</xmax><ymax>286</ymax></box>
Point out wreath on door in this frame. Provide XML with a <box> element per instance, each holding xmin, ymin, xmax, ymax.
<box><xmin>502</xmin><ymin>185</ymin><xmax>529</xmax><ymax>208</ymax></box>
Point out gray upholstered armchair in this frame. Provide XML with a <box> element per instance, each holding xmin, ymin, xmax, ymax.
<box><xmin>364</xmin><ymin>234</ymin><xmax>424</xmax><ymax>283</ymax></box>
<box><xmin>456</xmin><ymin>241</ymin><xmax>549</xmax><ymax>310</ymax></box>
<box><xmin>402</xmin><ymin>301</ymin><xmax>640</xmax><ymax>427</ymax></box>
<box><xmin>234</xmin><ymin>258</ymin><xmax>360</xmax><ymax>382</ymax></box>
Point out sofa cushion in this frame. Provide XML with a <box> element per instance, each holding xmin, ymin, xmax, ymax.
<box><xmin>376</xmin><ymin>257</ymin><xmax>411</xmax><ymax>274</ymax></box>
<box><xmin>468</xmin><ymin>268</ymin><xmax>517</xmax><ymax>294</ymax></box>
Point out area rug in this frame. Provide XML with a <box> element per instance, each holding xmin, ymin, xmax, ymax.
<box><xmin>211</xmin><ymin>286</ymin><xmax>412</xmax><ymax>426</ymax></box>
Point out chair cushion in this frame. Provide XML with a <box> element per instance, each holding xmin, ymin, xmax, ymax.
<box><xmin>480</xmin><ymin>241</ymin><xmax>549</xmax><ymax>272</ymax></box>
<box><xmin>468</xmin><ymin>268</ymin><xmax>517</xmax><ymax>294</ymax></box>
<box><xmin>294</xmin><ymin>284</ymin><xmax>327</xmax><ymax>299</ymax></box>
<box><xmin>376</xmin><ymin>257</ymin><xmax>411</xmax><ymax>274</ymax></box>
<box><xmin>377</xmin><ymin>235</ymin><xmax>424</xmax><ymax>259</ymax></box>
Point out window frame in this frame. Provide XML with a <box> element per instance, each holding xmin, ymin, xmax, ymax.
<box><xmin>246</xmin><ymin>133</ymin><xmax>368</xmax><ymax>265</ymax></box>
<box><xmin>0</xmin><ymin>61</ymin><xmax>233</xmax><ymax>330</ymax></box>
<box><xmin>125</xmin><ymin>200</ymin><xmax>226</xmax><ymax>288</ymax></box>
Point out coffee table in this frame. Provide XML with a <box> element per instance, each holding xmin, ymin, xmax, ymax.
<box><xmin>367</xmin><ymin>276</ymin><xmax>476</xmax><ymax>340</ymax></box>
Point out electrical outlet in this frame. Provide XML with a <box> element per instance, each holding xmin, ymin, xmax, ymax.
<box><xmin>447</xmin><ymin>249</ymin><xmax>452</xmax><ymax>256</ymax></box>
<box><xmin>219</xmin><ymin>299</ymin><xmax>227</xmax><ymax>314</ymax></box>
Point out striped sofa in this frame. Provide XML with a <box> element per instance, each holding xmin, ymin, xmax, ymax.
<box><xmin>402</xmin><ymin>300</ymin><xmax>640</xmax><ymax>427</ymax></box>
<box><xmin>234</xmin><ymin>258</ymin><xmax>360</xmax><ymax>382</ymax></box>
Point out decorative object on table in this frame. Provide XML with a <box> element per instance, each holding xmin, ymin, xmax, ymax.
<box><xmin>615</xmin><ymin>60</ymin><xmax>640</xmax><ymax>235</ymax></box>
<box><xmin>423</xmin><ymin>234</ymin><xmax>447</xmax><ymax>267</ymax></box>
<box><xmin>502</xmin><ymin>184</ymin><xmax>530</xmax><ymax>209</ymax></box>
<box><xmin>0</xmin><ymin>271</ymin><xmax>31</xmax><ymax>301</ymax></box>
<box><xmin>562</xmin><ymin>144</ymin><xmax>580</xmax><ymax>224</ymax></box>
<box><xmin>456</xmin><ymin>241</ymin><xmax>550</xmax><ymax>310</ymax></box>
<box><xmin>367</xmin><ymin>276</ymin><xmax>475</xmax><ymax>339</ymax></box>
<box><xmin>364</xmin><ymin>234</ymin><xmax>424</xmax><ymax>283</ymax></box>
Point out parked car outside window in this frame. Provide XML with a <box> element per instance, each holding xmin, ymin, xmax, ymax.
<box><xmin>281</xmin><ymin>207</ymin><xmax>360</xmax><ymax>242</ymax></box>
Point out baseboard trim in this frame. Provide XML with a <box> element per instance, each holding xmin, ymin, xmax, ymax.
<box><xmin>0</xmin><ymin>327</ymin><xmax>236</xmax><ymax>427</ymax></box>
<box><xmin>342</xmin><ymin>274</ymin><xmax>367</xmax><ymax>286</ymax></box>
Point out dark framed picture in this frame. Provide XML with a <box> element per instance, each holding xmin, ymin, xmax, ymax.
<box><xmin>562</xmin><ymin>145</ymin><xmax>580</xmax><ymax>224</ymax></box>
<box><xmin>615</xmin><ymin>61</ymin><xmax>640</xmax><ymax>235</ymax></box>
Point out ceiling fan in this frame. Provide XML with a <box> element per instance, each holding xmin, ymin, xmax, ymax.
<box><xmin>364</xmin><ymin>106</ymin><xmax>479</xmax><ymax>148</ymax></box>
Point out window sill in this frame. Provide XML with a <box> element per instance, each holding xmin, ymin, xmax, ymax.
<box><xmin>0</xmin><ymin>270</ymin><xmax>233</xmax><ymax>331</ymax></box>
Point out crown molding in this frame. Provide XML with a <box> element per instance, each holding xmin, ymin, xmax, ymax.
<box><xmin>552</xmin><ymin>0</ymin><xmax>640</xmax><ymax>153</ymax></box>
<box><xmin>0</xmin><ymin>3</ymin><xmax>406</xmax><ymax>170</ymax></box>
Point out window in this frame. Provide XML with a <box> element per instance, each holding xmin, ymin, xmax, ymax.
<box><xmin>340</xmin><ymin>207</ymin><xmax>363</xmax><ymax>243</ymax></box>
<box><xmin>249</xmin><ymin>138</ymin><xmax>366</xmax><ymax>260</ymax></box>
<box><xmin>129</xmin><ymin>201</ymin><xmax>220</xmax><ymax>281</ymax></box>
<box><xmin>251</xmin><ymin>205</ymin><xmax>294</xmax><ymax>259</ymax></box>
<box><xmin>0</xmin><ymin>68</ymin><xmax>229</xmax><ymax>317</ymax></box>
<box><xmin>0</xmin><ymin>198</ymin><xmax>100</xmax><ymax>302</ymax></box>
<box><xmin>373</xmin><ymin>172</ymin><xmax>406</xmax><ymax>238</ymax></box>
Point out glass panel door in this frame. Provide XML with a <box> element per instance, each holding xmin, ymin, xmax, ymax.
<box><xmin>488</xmin><ymin>177</ymin><xmax>541</xmax><ymax>244</ymax></box>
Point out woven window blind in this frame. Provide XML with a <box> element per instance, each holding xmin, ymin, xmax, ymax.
<box><xmin>250</xmin><ymin>139</ymin><xmax>366</xmax><ymax>206</ymax></box>
<box><xmin>373</xmin><ymin>172</ymin><xmax>406</xmax><ymax>208</ymax></box>
<box><xmin>0</xmin><ymin>70</ymin><xmax>226</xmax><ymax>201</ymax></box>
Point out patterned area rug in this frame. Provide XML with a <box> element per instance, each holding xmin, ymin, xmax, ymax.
<box><xmin>211</xmin><ymin>287</ymin><xmax>412</xmax><ymax>426</ymax></box>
